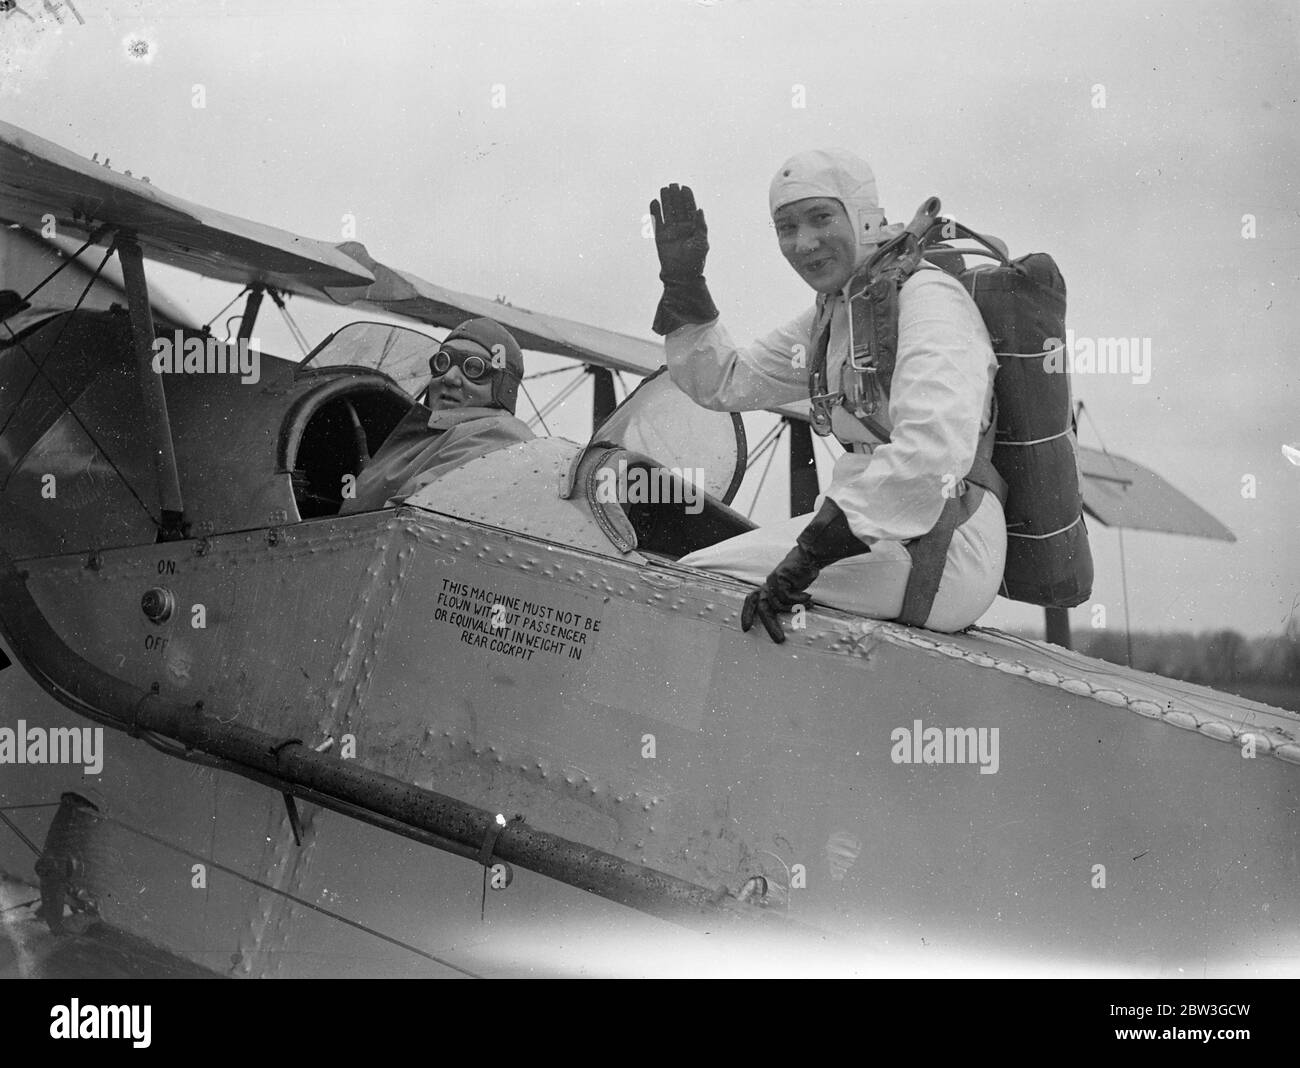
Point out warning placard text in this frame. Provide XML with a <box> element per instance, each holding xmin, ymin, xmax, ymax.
<box><xmin>434</xmin><ymin>578</ymin><xmax>601</xmax><ymax>663</ymax></box>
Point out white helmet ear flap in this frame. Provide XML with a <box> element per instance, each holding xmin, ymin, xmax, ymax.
<box><xmin>857</xmin><ymin>207</ymin><xmax>886</xmax><ymax>244</ymax></box>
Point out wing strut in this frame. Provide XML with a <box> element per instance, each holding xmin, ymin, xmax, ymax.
<box><xmin>118</xmin><ymin>234</ymin><xmax>185</xmax><ymax>539</ymax></box>
<box><xmin>236</xmin><ymin>284</ymin><xmax>264</xmax><ymax>341</ymax></box>
<box><xmin>786</xmin><ymin>416</ymin><xmax>819</xmax><ymax>516</ymax></box>
<box><xmin>589</xmin><ymin>366</ymin><xmax>616</xmax><ymax>434</ymax></box>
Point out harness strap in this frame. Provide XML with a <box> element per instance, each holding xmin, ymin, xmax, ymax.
<box><xmin>806</xmin><ymin>298</ymin><xmax>837</xmax><ymax>436</ymax></box>
<box><xmin>895</xmin><ymin>408</ymin><xmax>1005</xmax><ymax>628</ymax></box>
<box><xmin>810</xmin><ymin>197</ymin><xmax>1010</xmax><ymax>629</ymax></box>
<box><xmin>965</xmin><ymin>449</ymin><xmax>1008</xmax><ymax>506</ymax></box>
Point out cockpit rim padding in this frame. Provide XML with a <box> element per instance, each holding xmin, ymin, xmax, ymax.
<box><xmin>575</xmin><ymin>446</ymin><xmax>758</xmax><ymax>560</ymax></box>
<box><xmin>276</xmin><ymin>369</ymin><xmax>413</xmax><ymax>473</ymax></box>
<box><xmin>561</xmin><ymin>366</ymin><xmax>748</xmax><ymax>506</ymax></box>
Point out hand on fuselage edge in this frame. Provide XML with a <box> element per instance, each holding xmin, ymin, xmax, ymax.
<box><xmin>741</xmin><ymin>546</ymin><xmax>817</xmax><ymax>644</ymax></box>
<box><xmin>741</xmin><ymin>499</ymin><xmax>871</xmax><ymax>644</ymax></box>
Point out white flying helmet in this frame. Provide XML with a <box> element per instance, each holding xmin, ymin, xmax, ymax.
<box><xmin>768</xmin><ymin>149</ymin><xmax>902</xmax><ymax>267</ymax></box>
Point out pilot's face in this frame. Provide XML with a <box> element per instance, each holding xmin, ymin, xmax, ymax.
<box><xmin>773</xmin><ymin>197</ymin><xmax>858</xmax><ymax>294</ymax></box>
<box><xmin>428</xmin><ymin>340</ymin><xmax>496</xmax><ymax>411</ymax></box>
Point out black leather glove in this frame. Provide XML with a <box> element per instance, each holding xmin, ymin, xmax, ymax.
<box><xmin>650</xmin><ymin>183</ymin><xmax>719</xmax><ymax>335</ymax></box>
<box><xmin>741</xmin><ymin>499</ymin><xmax>871</xmax><ymax>643</ymax></box>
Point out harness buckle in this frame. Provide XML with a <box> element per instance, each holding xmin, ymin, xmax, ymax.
<box><xmin>843</xmin><ymin>358</ymin><xmax>882</xmax><ymax>420</ymax></box>
<box><xmin>809</xmin><ymin>389</ymin><xmax>842</xmax><ymax>437</ymax></box>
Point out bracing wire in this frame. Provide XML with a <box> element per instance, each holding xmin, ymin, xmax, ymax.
<box><xmin>743</xmin><ymin>422</ymin><xmax>784</xmax><ymax>468</ymax></box>
<box><xmin>201</xmin><ymin>286</ymin><xmax>249</xmax><ymax>334</ymax></box>
<box><xmin>540</xmin><ymin>370</ymin><xmax>588</xmax><ymax>416</ymax></box>
<box><xmin>89</xmin><ymin>808</ymin><xmax>483</xmax><ymax>978</ymax></box>
<box><xmin>0</xmin><ymin>245</ymin><xmax>161</xmax><ymax>527</ymax></box>
<box><xmin>523</xmin><ymin>365</ymin><xmax>580</xmax><ymax>381</ymax></box>
<box><xmin>519</xmin><ymin>378</ymin><xmax>552</xmax><ymax>435</ymax></box>
<box><xmin>0</xmin><ymin>242</ymin><xmax>118</xmax><ymax>439</ymax></box>
<box><xmin>267</xmin><ymin>288</ymin><xmax>311</xmax><ymax>356</ymax></box>
<box><xmin>0</xmin><ymin>793</ymin><xmax>481</xmax><ymax>975</ymax></box>
<box><xmin>525</xmin><ymin>368</ymin><xmax>589</xmax><ymax>432</ymax></box>
<box><xmin>18</xmin><ymin>234</ymin><xmax>98</xmax><ymax>304</ymax></box>
<box><xmin>0</xmin><ymin>811</ymin><xmax>41</xmax><ymax>857</ymax></box>
<box><xmin>743</xmin><ymin>419</ymin><xmax>787</xmax><ymax>519</ymax></box>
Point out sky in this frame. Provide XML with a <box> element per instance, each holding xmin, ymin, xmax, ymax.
<box><xmin>1</xmin><ymin>0</ymin><xmax>1297</xmax><ymax>638</ymax></box>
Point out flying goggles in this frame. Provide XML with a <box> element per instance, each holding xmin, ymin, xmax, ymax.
<box><xmin>429</xmin><ymin>345</ymin><xmax>496</xmax><ymax>381</ymax></box>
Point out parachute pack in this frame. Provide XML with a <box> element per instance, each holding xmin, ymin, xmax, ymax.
<box><xmin>809</xmin><ymin>197</ymin><xmax>1093</xmax><ymax>621</ymax></box>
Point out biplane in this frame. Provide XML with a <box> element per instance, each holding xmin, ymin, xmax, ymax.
<box><xmin>0</xmin><ymin>120</ymin><xmax>1295</xmax><ymax>977</ymax></box>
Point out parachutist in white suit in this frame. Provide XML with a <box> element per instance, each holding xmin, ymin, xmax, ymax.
<box><xmin>651</xmin><ymin>150</ymin><xmax>1006</xmax><ymax>641</ymax></box>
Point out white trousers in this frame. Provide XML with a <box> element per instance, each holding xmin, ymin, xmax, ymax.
<box><xmin>680</xmin><ymin>492</ymin><xmax>1007</xmax><ymax>632</ymax></box>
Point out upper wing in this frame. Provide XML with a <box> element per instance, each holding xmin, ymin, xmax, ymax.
<box><xmin>0</xmin><ymin>120</ymin><xmax>669</xmax><ymax>376</ymax></box>
<box><xmin>0</xmin><ymin>120</ymin><xmax>373</xmax><ymax>292</ymax></box>
<box><xmin>321</xmin><ymin>242</ymin><xmax>666</xmax><ymax>376</ymax></box>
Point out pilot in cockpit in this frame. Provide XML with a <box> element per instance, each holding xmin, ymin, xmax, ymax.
<box><xmin>340</xmin><ymin>317</ymin><xmax>534</xmax><ymax>513</ymax></box>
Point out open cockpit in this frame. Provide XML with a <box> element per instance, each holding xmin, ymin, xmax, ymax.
<box><xmin>0</xmin><ymin>309</ymin><xmax>752</xmax><ymax>565</ymax></box>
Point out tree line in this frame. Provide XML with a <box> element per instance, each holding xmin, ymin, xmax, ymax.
<box><xmin>1068</xmin><ymin>619</ymin><xmax>1300</xmax><ymax>710</ymax></box>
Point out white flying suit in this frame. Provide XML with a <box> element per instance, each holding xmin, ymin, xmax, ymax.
<box><xmin>666</xmin><ymin>267</ymin><xmax>1006</xmax><ymax>631</ymax></box>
